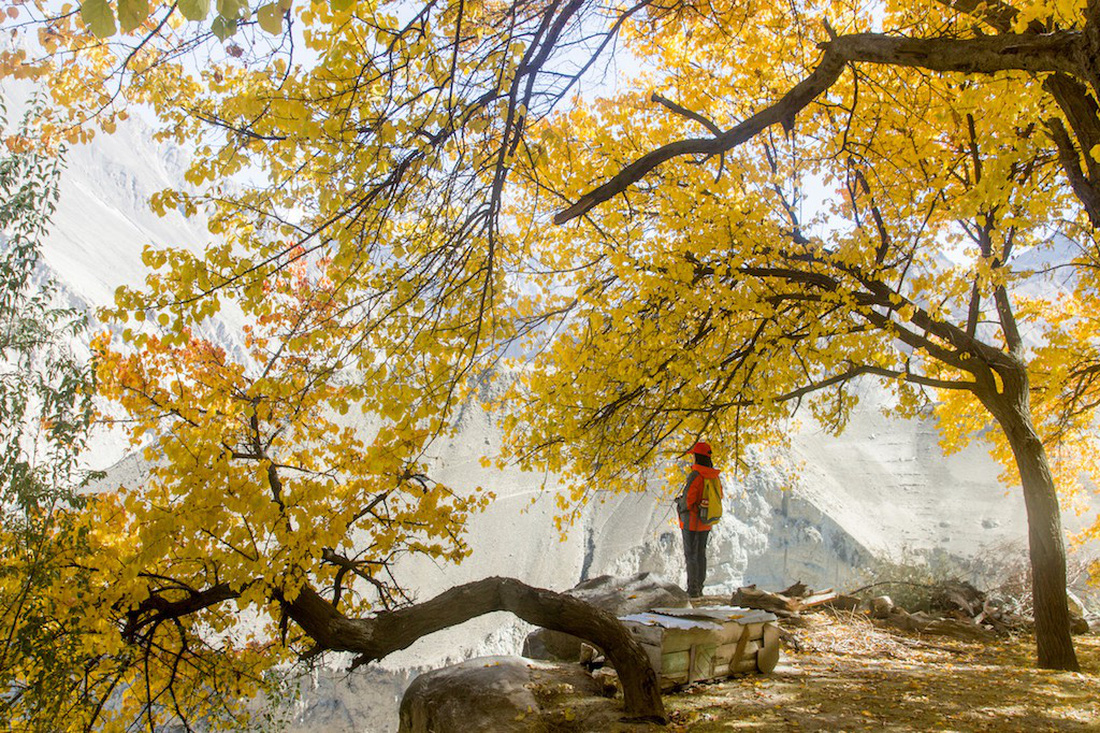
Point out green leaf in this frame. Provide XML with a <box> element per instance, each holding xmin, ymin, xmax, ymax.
<box><xmin>216</xmin><ymin>0</ymin><xmax>247</xmax><ymax>20</ymax></box>
<box><xmin>211</xmin><ymin>14</ymin><xmax>237</xmax><ymax>40</ymax></box>
<box><xmin>117</xmin><ymin>0</ymin><xmax>149</xmax><ymax>32</ymax></box>
<box><xmin>80</xmin><ymin>0</ymin><xmax>117</xmax><ymax>38</ymax></box>
<box><xmin>257</xmin><ymin>3</ymin><xmax>283</xmax><ymax>34</ymax></box>
<box><xmin>178</xmin><ymin>0</ymin><xmax>210</xmax><ymax>22</ymax></box>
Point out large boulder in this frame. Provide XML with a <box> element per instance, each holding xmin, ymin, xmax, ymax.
<box><xmin>522</xmin><ymin>573</ymin><xmax>689</xmax><ymax>662</ymax></box>
<box><xmin>397</xmin><ymin>656</ymin><xmax>633</xmax><ymax>733</ymax></box>
<box><xmin>1065</xmin><ymin>591</ymin><xmax>1091</xmax><ymax>635</ymax></box>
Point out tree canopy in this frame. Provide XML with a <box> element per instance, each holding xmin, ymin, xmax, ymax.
<box><xmin>0</xmin><ymin>0</ymin><xmax>1099</xmax><ymax>726</ymax></box>
<box><xmin>504</xmin><ymin>0</ymin><xmax>1099</xmax><ymax>505</ymax></box>
<box><xmin>499</xmin><ymin>0</ymin><xmax>1100</xmax><ymax>670</ymax></box>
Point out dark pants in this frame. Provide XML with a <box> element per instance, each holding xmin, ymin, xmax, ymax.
<box><xmin>681</xmin><ymin>528</ymin><xmax>710</xmax><ymax>597</ymax></box>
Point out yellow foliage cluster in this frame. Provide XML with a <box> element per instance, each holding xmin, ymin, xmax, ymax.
<box><xmin>59</xmin><ymin>254</ymin><xmax>491</xmax><ymax>728</ymax></box>
<box><xmin>3</xmin><ymin>2</ymin><xmax>535</xmax><ymax>721</ymax></box>
<box><xmin>499</xmin><ymin>0</ymin><xmax>1100</xmax><ymax>542</ymax></box>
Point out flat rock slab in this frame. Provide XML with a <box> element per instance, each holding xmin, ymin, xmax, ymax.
<box><xmin>618</xmin><ymin>606</ymin><xmax>781</xmax><ymax>685</ymax></box>
<box><xmin>399</xmin><ymin>655</ymin><xmax>650</xmax><ymax>733</ymax></box>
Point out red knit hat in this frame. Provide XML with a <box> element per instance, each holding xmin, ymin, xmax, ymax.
<box><xmin>686</xmin><ymin>441</ymin><xmax>712</xmax><ymax>456</ymax></box>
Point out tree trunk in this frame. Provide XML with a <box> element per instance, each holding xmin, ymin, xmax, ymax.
<box><xmin>282</xmin><ymin>576</ymin><xmax>667</xmax><ymax>722</ymax></box>
<box><xmin>975</xmin><ymin>372</ymin><xmax>1080</xmax><ymax>671</ymax></box>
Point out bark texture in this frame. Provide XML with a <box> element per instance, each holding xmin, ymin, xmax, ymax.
<box><xmin>282</xmin><ymin>576</ymin><xmax>667</xmax><ymax>722</ymax></box>
<box><xmin>973</xmin><ymin>365</ymin><xmax>1080</xmax><ymax>671</ymax></box>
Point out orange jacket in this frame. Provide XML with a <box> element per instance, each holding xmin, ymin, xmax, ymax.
<box><xmin>678</xmin><ymin>463</ymin><xmax>721</xmax><ymax>532</ymax></box>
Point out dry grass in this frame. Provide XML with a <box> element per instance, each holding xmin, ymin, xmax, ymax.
<box><xmin>662</xmin><ymin>611</ymin><xmax>1100</xmax><ymax>732</ymax></box>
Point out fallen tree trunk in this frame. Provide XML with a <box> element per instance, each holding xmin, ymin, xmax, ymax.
<box><xmin>281</xmin><ymin>576</ymin><xmax>667</xmax><ymax>723</ymax></box>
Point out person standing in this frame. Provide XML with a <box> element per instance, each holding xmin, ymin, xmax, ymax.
<box><xmin>676</xmin><ymin>441</ymin><xmax>722</xmax><ymax>598</ymax></box>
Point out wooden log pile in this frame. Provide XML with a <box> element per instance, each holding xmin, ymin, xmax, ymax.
<box><xmin>729</xmin><ymin>579</ymin><xmax>1047</xmax><ymax>642</ymax></box>
<box><xmin>864</xmin><ymin>579</ymin><xmax>1035</xmax><ymax>639</ymax></box>
<box><xmin>730</xmin><ymin>582</ymin><xmax>859</xmax><ymax>618</ymax></box>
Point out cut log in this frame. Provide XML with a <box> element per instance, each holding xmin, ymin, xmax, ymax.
<box><xmin>819</xmin><ymin>594</ymin><xmax>861</xmax><ymax>612</ymax></box>
<box><xmin>878</xmin><ymin>609</ymin><xmax>996</xmax><ymax>641</ymax></box>
<box><xmin>923</xmin><ymin>618</ymin><xmax>996</xmax><ymax>641</ymax></box>
<box><xmin>732</xmin><ymin>623</ymin><xmax>751</xmax><ymax>670</ymax></box>
<box><xmin>930</xmin><ymin>580</ymin><xmax>986</xmax><ymax>617</ymax></box>
<box><xmin>880</xmin><ymin>609</ymin><xmax>925</xmax><ymax>633</ymax></box>
<box><xmin>869</xmin><ymin>596</ymin><xmax>895</xmax><ymax>619</ymax></box>
<box><xmin>756</xmin><ymin>623</ymin><xmax>780</xmax><ymax>673</ymax></box>
<box><xmin>798</xmin><ymin>590</ymin><xmax>839</xmax><ymax>609</ymax></box>
<box><xmin>731</xmin><ymin>585</ymin><xmax>799</xmax><ymax>616</ymax></box>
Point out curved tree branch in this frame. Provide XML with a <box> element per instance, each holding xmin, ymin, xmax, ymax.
<box><xmin>650</xmin><ymin>92</ymin><xmax>724</xmax><ymax>136</ymax></box>
<box><xmin>763</xmin><ymin>365</ymin><xmax>977</xmax><ymax>405</ymax></box>
<box><xmin>122</xmin><ymin>575</ymin><xmax>668</xmax><ymax>721</ymax></box>
<box><xmin>123</xmin><ymin>583</ymin><xmax>240</xmax><ymax>642</ymax></box>
<box><xmin>554</xmin><ymin>30</ymin><xmax>1090</xmax><ymax>225</ymax></box>
<box><xmin>281</xmin><ymin>577</ymin><xmax>667</xmax><ymax>722</ymax></box>
<box><xmin>553</xmin><ymin>50</ymin><xmax>846</xmax><ymax>224</ymax></box>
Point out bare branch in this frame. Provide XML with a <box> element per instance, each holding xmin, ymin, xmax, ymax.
<box><xmin>650</xmin><ymin>92</ymin><xmax>723</xmax><ymax>136</ymax></box>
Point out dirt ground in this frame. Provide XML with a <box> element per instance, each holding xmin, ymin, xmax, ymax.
<box><xmin>662</xmin><ymin>611</ymin><xmax>1100</xmax><ymax>732</ymax></box>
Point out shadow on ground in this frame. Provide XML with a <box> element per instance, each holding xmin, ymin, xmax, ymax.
<box><xmin>665</xmin><ymin>611</ymin><xmax>1099</xmax><ymax>732</ymax></box>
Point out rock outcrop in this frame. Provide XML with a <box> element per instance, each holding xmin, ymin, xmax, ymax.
<box><xmin>522</xmin><ymin>572</ymin><xmax>688</xmax><ymax>662</ymax></box>
<box><xmin>397</xmin><ymin>656</ymin><xmax>629</xmax><ymax>733</ymax></box>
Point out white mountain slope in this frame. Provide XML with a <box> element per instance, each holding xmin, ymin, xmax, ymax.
<box><xmin>34</xmin><ymin>113</ymin><xmax>1097</xmax><ymax>732</ymax></box>
<box><xmin>31</xmin><ymin>107</ymin><xmax>248</xmax><ymax>467</ymax></box>
<box><xmin>41</xmin><ymin>119</ymin><xmax>203</xmax><ymax>311</ymax></box>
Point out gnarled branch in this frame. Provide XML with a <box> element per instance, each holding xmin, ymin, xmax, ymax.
<box><xmin>281</xmin><ymin>576</ymin><xmax>666</xmax><ymax>722</ymax></box>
